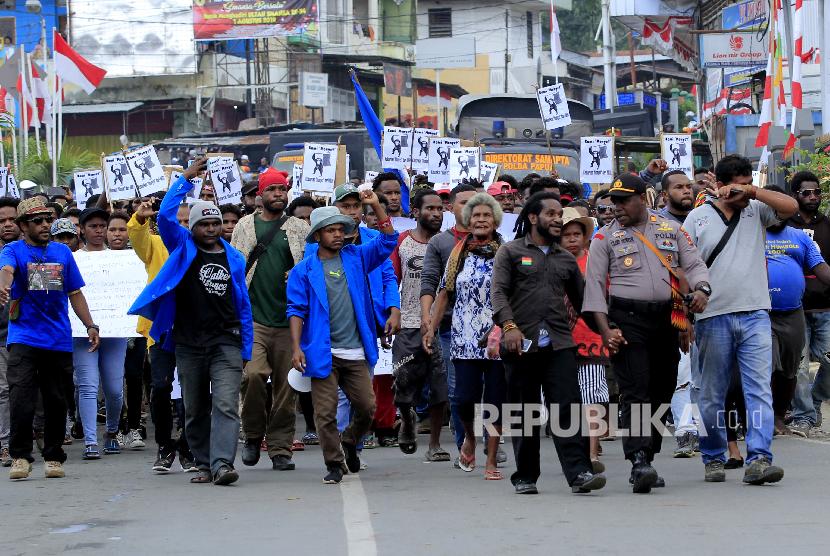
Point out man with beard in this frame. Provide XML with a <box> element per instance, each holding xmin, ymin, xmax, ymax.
<box><xmin>491</xmin><ymin>192</ymin><xmax>605</xmax><ymax>495</ymax></box>
<box><xmin>659</xmin><ymin>170</ymin><xmax>695</xmax><ymax>223</ymax></box>
<box><xmin>389</xmin><ymin>189</ymin><xmax>449</xmax><ymax>461</ymax></box>
<box><xmin>372</xmin><ymin>173</ymin><xmax>405</xmax><ymax>217</ymax></box>
<box><xmin>0</xmin><ymin>197</ymin><xmax>19</xmax><ymax>466</ymax></box>
<box><xmin>230</xmin><ymin>168</ymin><xmax>310</xmax><ymax>472</ymax></box>
<box><xmin>584</xmin><ymin>174</ymin><xmax>710</xmax><ymax>494</ymax></box>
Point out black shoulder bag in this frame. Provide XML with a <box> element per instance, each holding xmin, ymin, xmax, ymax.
<box><xmin>704</xmin><ymin>203</ymin><xmax>741</xmax><ymax>268</ymax></box>
<box><xmin>245</xmin><ymin>215</ymin><xmax>288</xmax><ymax>274</ymax></box>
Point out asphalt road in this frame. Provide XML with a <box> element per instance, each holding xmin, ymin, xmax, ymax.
<box><xmin>3</xmin><ymin>423</ymin><xmax>829</xmax><ymax>556</ymax></box>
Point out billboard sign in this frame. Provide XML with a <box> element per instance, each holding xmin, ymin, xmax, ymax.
<box><xmin>193</xmin><ymin>0</ymin><xmax>319</xmax><ymax>41</ymax></box>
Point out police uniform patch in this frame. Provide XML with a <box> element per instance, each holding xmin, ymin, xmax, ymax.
<box><xmin>681</xmin><ymin>228</ymin><xmax>694</xmax><ymax>246</ymax></box>
<box><xmin>623</xmin><ymin>256</ymin><xmax>634</xmax><ymax>267</ymax></box>
<box><xmin>650</xmin><ymin>214</ymin><xmax>657</xmax><ymax>222</ymax></box>
<box><xmin>612</xmin><ymin>230</ymin><xmax>626</xmax><ymax>238</ymax></box>
<box><xmin>615</xmin><ymin>244</ymin><xmax>637</xmax><ymax>256</ymax></box>
<box><xmin>659</xmin><ymin>239</ymin><xmax>678</xmax><ymax>251</ymax></box>
<box><xmin>665</xmin><ymin>253</ymin><xmax>673</xmax><ymax>263</ymax></box>
<box><xmin>657</xmin><ymin>222</ymin><xmax>673</xmax><ymax>232</ymax></box>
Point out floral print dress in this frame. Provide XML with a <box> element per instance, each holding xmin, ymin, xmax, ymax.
<box><xmin>441</xmin><ymin>253</ymin><xmax>498</xmax><ymax>361</ymax></box>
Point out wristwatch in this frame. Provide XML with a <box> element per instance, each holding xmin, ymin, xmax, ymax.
<box><xmin>86</xmin><ymin>324</ymin><xmax>100</xmax><ymax>332</ymax></box>
<box><xmin>695</xmin><ymin>283</ymin><xmax>712</xmax><ymax>297</ymax></box>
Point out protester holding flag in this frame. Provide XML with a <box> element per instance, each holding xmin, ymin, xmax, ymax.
<box><xmin>1</xmin><ymin>197</ymin><xmax>100</xmax><ymax>481</ymax></box>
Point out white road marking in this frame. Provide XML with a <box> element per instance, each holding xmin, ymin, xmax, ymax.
<box><xmin>340</xmin><ymin>475</ymin><xmax>377</xmax><ymax>556</ymax></box>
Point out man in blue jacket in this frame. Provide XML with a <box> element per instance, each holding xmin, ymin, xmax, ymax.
<box><xmin>129</xmin><ymin>158</ymin><xmax>253</xmax><ymax>487</ymax></box>
<box><xmin>288</xmin><ymin>189</ymin><xmax>397</xmax><ymax>484</ymax></box>
<box><xmin>304</xmin><ymin>183</ymin><xmax>400</xmax><ymax>443</ymax></box>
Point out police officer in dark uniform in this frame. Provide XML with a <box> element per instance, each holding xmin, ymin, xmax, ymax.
<box><xmin>583</xmin><ymin>174</ymin><xmax>711</xmax><ymax>493</ymax></box>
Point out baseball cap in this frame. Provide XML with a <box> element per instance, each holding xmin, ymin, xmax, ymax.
<box><xmin>15</xmin><ymin>197</ymin><xmax>53</xmax><ymax>222</ymax></box>
<box><xmin>334</xmin><ymin>183</ymin><xmax>360</xmax><ymax>202</ymax></box>
<box><xmin>602</xmin><ymin>174</ymin><xmax>648</xmax><ymax>199</ymax></box>
<box><xmin>486</xmin><ymin>181</ymin><xmax>515</xmax><ymax>196</ymax></box>
<box><xmin>242</xmin><ymin>181</ymin><xmax>258</xmax><ymax>196</ymax></box>
<box><xmin>188</xmin><ymin>201</ymin><xmax>223</xmax><ymax>230</ymax></box>
<box><xmin>50</xmin><ymin>218</ymin><xmax>78</xmax><ymax>237</ymax></box>
<box><xmin>79</xmin><ymin>207</ymin><xmax>109</xmax><ymax>227</ymax></box>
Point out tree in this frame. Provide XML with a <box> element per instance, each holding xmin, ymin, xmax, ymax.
<box><xmin>557</xmin><ymin>0</ymin><xmax>601</xmax><ymax>53</ymax></box>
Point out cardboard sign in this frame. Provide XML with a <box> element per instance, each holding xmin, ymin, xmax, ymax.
<box><xmin>69</xmin><ymin>250</ymin><xmax>147</xmax><ymax>338</ymax></box>
<box><xmin>170</xmin><ymin>171</ymin><xmax>203</xmax><ymax>205</ymax></box>
<box><xmin>5</xmin><ymin>174</ymin><xmax>19</xmax><ymax>199</ymax></box>
<box><xmin>449</xmin><ymin>146</ymin><xmax>481</xmax><ymax>186</ymax></box>
<box><xmin>301</xmin><ymin>143</ymin><xmax>338</xmax><ymax>193</ymax></box>
<box><xmin>382</xmin><ymin>126</ymin><xmax>414</xmax><ymax>169</ymax></box>
<box><xmin>207</xmin><ymin>157</ymin><xmax>243</xmax><ymax>205</ymax></box>
<box><xmin>480</xmin><ymin>161</ymin><xmax>500</xmax><ymax>187</ymax></box>
<box><xmin>364</xmin><ymin>170</ymin><xmax>379</xmax><ymax>184</ymax></box>
<box><xmin>374</xmin><ymin>339</ymin><xmax>394</xmax><ymax>376</ymax></box>
<box><xmin>661</xmin><ymin>133</ymin><xmax>694</xmax><ymax>178</ymax></box>
<box><xmin>428</xmin><ymin>138</ymin><xmax>460</xmax><ymax>184</ymax></box>
<box><xmin>103</xmin><ymin>154</ymin><xmax>138</xmax><ymax>201</ymax></box>
<box><xmin>0</xmin><ymin>168</ymin><xmax>7</xmax><ymax>197</ymax></box>
<box><xmin>411</xmin><ymin>128</ymin><xmax>440</xmax><ymax>171</ymax></box>
<box><xmin>580</xmin><ymin>137</ymin><xmax>615</xmax><ymax>184</ymax></box>
<box><xmin>125</xmin><ymin>145</ymin><xmax>167</xmax><ymax>197</ymax></box>
<box><xmin>536</xmin><ymin>83</ymin><xmax>571</xmax><ymax>129</ymax></box>
<box><xmin>288</xmin><ymin>163</ymin><xmax>305</xmax><ymax>202</ymax></box>
<box><xmin>73</xmin><ymin>170</ymin><xmax>104</xmax><ymax>210</ymax></box>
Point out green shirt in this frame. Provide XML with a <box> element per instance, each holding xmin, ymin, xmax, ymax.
<box><xmin>249</xmin><ymin>216</ymin><xmax>293</xmax><ymax>327</ymax></box>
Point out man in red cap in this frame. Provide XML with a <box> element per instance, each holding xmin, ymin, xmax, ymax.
<box><xmin>230</xmin><ymin>167</ymin><xmax>311</xmax><ymax>472</ymax></box>
<box><xmin>487</xmin><ymin>181</ymin><xmax>516</xmax><ymax>214</ymax></box>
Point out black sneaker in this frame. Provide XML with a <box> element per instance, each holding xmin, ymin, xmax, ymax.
<box><xmin>179</xmin><ymin>451</ymin><xmax>198</xmax><ymax>473</ymax></box>
<box><xmin>271</xmin><ymin>455</ymin><xmax>296</xmax><ymax>471</ymax></box>
<box><xmin>152</xmin><ymin>449</ymin><xmax>175</xmax><ymax>473</ymax></box>
<box><xmin>571</xmin><ymin>471</ymin><xmax>606</xmax><ymax>494</ymax></box>
<box><xmin>342</xmin><ymin>441</ymin><xmax>361</xmax><ymax>473</ymax></box>
<box><xmin>242</xmin><ymin>437</ymin><xmax>262</xmax><ymax>467</ymax></box>
<box><xmin>704</xmin><ymin>461</ymin><xmax>726</xmax><ymax>482</ymax></box>
<box><xmin>743</xmin><ymin>457</ymin><xmax>784</xmax><ymax>485</ymax></box>
<box><xmin>323</xmin><ymin>466</ymin><xmax>344</xmax><ymax>484</ymax></box>
<box><xmin>514</xmin><ymin>480</ymin><xmax>538</xmax><ymax>495</ymax></box>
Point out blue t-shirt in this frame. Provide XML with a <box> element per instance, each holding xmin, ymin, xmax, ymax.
<box><xmin>0</xmin><ymin>241</ymin><xmax>85</xmax><ymax>352</ymax></box>
<box><xmin>765</xmin><ymin>226</ymin><xmax>825</xmax><ymax>311</ymax></box>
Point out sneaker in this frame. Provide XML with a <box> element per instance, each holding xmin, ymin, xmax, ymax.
<box><xmin>103</xmin><ymin>435</ymin><xmax>121</xmax><ymax>455</ymax></box>
<box><xmin>179</xmin><ymin>452</ymin><xmax>199</xmax><ymax>473</ymax></box>
<box><xmin>0</xmin><ymin>446</ymin><xmax>11</xmax><ymax>467</ymax></box>
<box><xmin>342</xmin><ymin>441</ymin><xmax>361</xmax><ymax>473</ymax></box>
<box><xmin>302</xmin><ymin>432</ymin><xmax>319</xmax><ymax>445</ymax></box>
<box><xmin>496</xmin><ymin>447</ymin><xmax>508</xmax><ymax>465</ymax></box>
<box><xmin>789</xmin><ymin>420</ymin><xmax>811</xmax><ymax>438</ymax></box>
<box><xmin>83</xmin><ymin>445</ymin><xmax>101</xmax><ymax>460</ymax></box>
<box><xmin>271</xmin><ymin>455</ymin><xmax>296</xmax><ymax>471</ymax></box>
<box><xmin>362</xmin><ymin>433</ymin><xmax>377</xmax><ymax>449</ymax></box>
<box><xmin>323</xmin><ymin>465</ymin><xmax>344</xmax><ymax>484</ymax></box>
<box><xmin>9</xmin><ymin>458</ymin><xmax>31</xmax><ymax>480</ymax></box>
<box><xmin>152</xmin><ymin>449</ymin><xmax>175</xmax><ymax>473</ymax></box>
<box><xmin>571</xmin><ymin>471</ymin><xmax>606</xmax><ymax>494</ymax></box>
<box><xmin>124</xmin><ymin>430</ymin><xmax>146</xmax><ymax>450</ymax></box>
<box><xmin>743</xmin><ymin>457</ymin><xmax>784</xmax><ymax>485</ymax></box>
<box><xmin>241</xmin><ymin>437</ymin><xmax>262</xmax><ymax>466</ymax></box>
<box><xmin>116</xmin><ymin>431</ymin><xmax>127</xmax><ymax>447</ymax></box>
<box><xmin>673</xmin><ymin>432</ymin><xmax>696</xmax><ymax>458</ymax></box>
<box><xmin>44</xmin><ymin>460</ymin><xmax>65</xmax><ymax>478</ymax></box>
<box><xmin>704</xmin><ymin>461</ymin><xmax>726</xmax><ymax>482</ymax></box>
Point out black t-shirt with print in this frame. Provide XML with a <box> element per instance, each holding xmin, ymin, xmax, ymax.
<box><xmin>174</xmin><ymin>248</ymin><xmax>241</xmax><ymax>347</ymax></box>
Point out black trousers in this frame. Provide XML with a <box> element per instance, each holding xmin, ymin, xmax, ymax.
<box><xmin>8</xmin><ymin>344</ymin><xmax>73</xmax><ymax>463</ymax></box>
<box><xmin>122</xmin><ymin>337</ymin><xmax>147</xmax><ymax>431</ymax></box>
<box><xmin>609</xmin><ymin>301</ymin><xmax>679</xmax><ymax>461</ymax></box>
<box><xmin>503</xmin><ymin>347</ymin><xmax>591</xmax><ymax>486</ymax></box>
<box><xmin>149</xmin><ymin>343</ymin><xmax>188</xmax><ymax>454</ymax></box>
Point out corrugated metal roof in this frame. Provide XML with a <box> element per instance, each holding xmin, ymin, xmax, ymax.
<box><xmin>62</xmin><ymin>102</ymin><xmax>144</xmax><ymax>114</ymax></box>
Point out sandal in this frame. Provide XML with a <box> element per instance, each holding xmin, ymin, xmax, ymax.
<box><xmin>292</xmin><ymin>439</ymin><xmax>305</xmax><ymax>451</ymax></box>
<box><xmin>484</xmin><ymin>469</ymin><xmax>504</xmax><ymax>480</ymax></box>
<box><xmin>213</xmin><ymin>465</ymin><xmax>239</xmax><ymax>486</ymax></box>
<box><xmin>424</xmin><ymin>446</ymin><xmax>451</xmax><ymax>462</ymax></box>
<box><xmin>458</xmin><ymin>449</ymin><xmax>475</xmax><ymax>472</ymax></box>
<box><xmin>190</xmin><ymin>469</ymin><xmax>211</xmax><ymax>484</ymax></box>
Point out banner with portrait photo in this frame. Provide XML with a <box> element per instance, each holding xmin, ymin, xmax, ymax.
<box><xmin>536</xmin><ymin>83</ymin><xmax>571</xmax><ymax>129</ymax></box>
<box><xmin>449</xmin><ymin>147</ymin><xmax>481</xmax><ymax>186</ymax></box>
<box><xmin>207</xmin><ymin>157</ymin><xmax>243</xmax><ymax>205</ymax></box>
<box><xmin>125</xmin><ymin>145</ymin><xmax>167</xmax><ymax>197</ymax></box>
<box><xmin>411</xmin><ymin>128</ymin><xmax>439</xmax><ymax>172</ymax></box>
<box><xmin>301</xmin><ymin>143</ymin><xmax>338</xmax><ymax>193</ymax></box>
<box><xmin>579</xmin><ymin>137</ymin><xmax>615</xmax><ymax>184</ymax></box>
<box><xmin>428</xmin><ymin>137</ymin><xmax>460</xmax><ymax>184</ymax></box>
<box><xmin>382</xmin><ymin>126</ymin><xmax>414</xmax><ymax>170</ymax></box>
<box><xmin>4</xmin><ymin>173</ymin><xmax>19</xmax><ymax>199</ymax></box>
<box><xmin>660</xmin><ymin>133</ymin><xmax>694</xmax><ymax>178</ymax></box>
<box><xmin>74</xmin><ymin>170</ymin><xmax>104</xmax><ymax>210</ymax></box>
<box><xmin>104</xmin><ymin>154</ymin><xmax>138</xmax><ymax>201</ymax></box>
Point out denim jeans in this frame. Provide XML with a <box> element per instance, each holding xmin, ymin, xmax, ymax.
<box><xmin>790</xmin><ymin>311</ymin><xmax>830</xmax><ymax>425</ymax></box>
<box><xmin>176</xmin><ymin>343</ymin><xmax>242</xmax><ymax>475</ymax></box>
<box><xmin>671</xmin><ymin>349</ymin><xmax>699</xmax><ymax>436</ymax></box>
<box><xmin>73</xmin><ymin>337</ymin><xmax>127</xmax><ymax>446</ymax></box>
<box><xmin>695</xmin><ymin>311</ymin><xmax>774</xmax><ymax>464</ymax></box>
<box><xmin>440</xmin><ymin>329</ymin><xmax>465</xmax><ymax>449</ymax></box>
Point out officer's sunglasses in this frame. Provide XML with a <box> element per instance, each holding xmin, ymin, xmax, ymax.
<box><xmin>798</xmin><ymin>188</ymin><xmax>821</xmax><ymax>198</ymax></box>
<box><xmin>596</xmin><ymin>206</ymin><xmax>614</xmax><ymax>213</ymax></box>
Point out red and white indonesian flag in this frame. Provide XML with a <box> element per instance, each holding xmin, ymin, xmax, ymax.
<box><xmin>53</xmin><ymin>31</ymin><xmax>106</xmax><ymax>94</ymax></box>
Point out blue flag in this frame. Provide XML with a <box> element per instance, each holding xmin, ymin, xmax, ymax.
<box><xmin>349</xmin><ymin>70</ymin><xmax>410</xmax><ymax>214</ymax></box>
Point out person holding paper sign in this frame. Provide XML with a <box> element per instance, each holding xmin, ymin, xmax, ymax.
<box><xmin>287</xmin><ymin>189</ymin><xmax>398</xmax><ymax>485</ymax></box>
<box><xmin>0</xmin><ymin>197</ymin><xmax>100</xmax><ymax>481</ymax></box>
<box><xmin>0</xmin><ymin>196</ymin><xmax>19</xmax><ymax>468</ymax></box>
<box><xmin>129</xmin><ymin>158</ymin><xmax>254</xmax><ymax>487</ymax></box>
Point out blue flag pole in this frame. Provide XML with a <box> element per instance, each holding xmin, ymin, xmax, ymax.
<box><xmin>349</xmin><ymin>69</ymin><xmax>410</xmax><ymax>214</ymax></box>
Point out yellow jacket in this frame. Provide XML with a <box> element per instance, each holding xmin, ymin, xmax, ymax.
<box><xmin>127</xmin><ymin>213</ymin><xmax>169</xmax><ymax>346</ymax></box>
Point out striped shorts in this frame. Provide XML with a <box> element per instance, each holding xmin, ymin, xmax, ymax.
<box><xmin>578</xmin><ymin>363</ymin><xmax>610</xmax><ymax>405</ymax></box>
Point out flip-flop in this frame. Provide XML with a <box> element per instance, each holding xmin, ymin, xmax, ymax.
<box><xmin>190</xmin><ymin>469</ymin><xmax>211</xmax><ymax>484</ymax></box>
<box><xmin>458</xmin><ymin>450</ymin><xmax>475</xmax><ymax>472</ymax></box>
<box><xmin>484</xmin><ymin>469</ymin><xmax>503</xmax><ymax>480</ymax></box>
<box><xmin>424</xmin><ymin>446</ymin><xmax>451</xmax><ymax>462</ymax></box>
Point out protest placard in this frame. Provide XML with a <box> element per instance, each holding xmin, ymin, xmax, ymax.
<box><xmin>411</xmin><ymin>128</ymin><xmax>440</xmax><ymax>172</ymax></box>
<box><xmin>104</xmin><ymin>154</ymin><xmax>138</xmax><ymax>201</ymax></box>
<box><xmin>69</xmin><ymin>250</ymin><xmax>147</xmax><ymax>338</ymax></box>
<box><xmin>125</xmin><ymin>145</ymin><xmax>167</xmax><ymax>197</ymax></box>
<box><xmin>391</xmin><ymin>216</ymin><xmax>417</xmax><ymax>233</ymax></box>
<box><xmin>536</xmin><ymin>83</ymin><xmax>572</xmax><ymax>129</ymax></box>
<box><xmin>382</xmin><ymin>126</ymin><xmax>414</xmax><ymax>169</ymax></box>
<box><xmin>374</xmin><ymin>339</ymin><xmax>394</xmax><ymax>376</ymax></box>
<box><xmin>4</xmin><ymin>173</ymin><xmax>18</xmax><ymax>199</ymax></box>
<box><xmin>208</xmin><ymin>156</ymin><xmax>243</xmax><ymax>205</ymax></box>
<box><xmin>428</xmin><ymin>137</ymin><xmax>460</xmax><ymax>184</ymax></box>
<box><xmin>73</xmin><ymin>170</ymin><xmax>104</xmax><ymax>209</ymax></box>
<box><xmin>301</xmin><ymin>143</ymin><xmax>338</xmax><ymax>193</ymax></box>
<box><xmin>661</xmin><ymin>133</ymin><xmax>694</xmax><ymax>178</ymax></box>
<box><xmin>0</xmin><ymin>168</ymin><xmax>7</xmax><ymax>197</ymax></box>
<box><xmin>449</xmin><ymin>147</ymin><xmax>481</xmax><ymax>186</ymax></box>
<box><xmin>480</xmin><ymin>161</ymin><xmax>500</xmax><ymax>187</ymax></box>
<box><xmin>365</xmin><ymin>170</ymin><xmax>379</xmax><ymax>184</ymax></box>
<box><xmin>580</xmin><ymin>137</ymin><xmax>615</xmax><ymax>184</ymax></box>
<box><xmin>170</xmin><ymin>171</ymin><xmax>203</xmax><ymax>204</ymax></box>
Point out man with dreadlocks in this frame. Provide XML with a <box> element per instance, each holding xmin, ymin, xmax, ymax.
<box><xmin>491</xmin><ymin>192</ymin><xmax>606</xmax><ymax>496</ymax></box>
<box><xmin>582</xmin><ymin>174</ymin><xmax>710</xmax><ymax>494</ymax></box>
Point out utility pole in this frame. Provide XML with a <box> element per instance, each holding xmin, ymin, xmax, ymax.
<box><xmin>504</xmin><ymin>9</ymin><xmax>509</xmax><ymax>94</ymax></box>
<box><xmin>601</xmin><ymin>0</ymin><xmax>615</xmax><ymax>112</ymax></box>
<box><xmin>822</xmin><ymin>0</ymin><xmax>830</xmax><ymax>130</ymax></box>
<box><xmin>245</xmin><ymin>39</ymin><xmax>253</xmax><ymax>119</ymax></box>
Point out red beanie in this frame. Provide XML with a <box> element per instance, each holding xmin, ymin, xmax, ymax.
<box><xmin>258</xmin><ymin>168</ymin><xmax>289</xmax><ymax>195</ymax></box>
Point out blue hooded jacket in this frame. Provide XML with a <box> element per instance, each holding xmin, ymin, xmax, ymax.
<box><xmin>288</xmin><ymin>230</ymin><xmax>398</xmax><ymax>378</ymax></box>
<box><xmin>304</xmin><ymin>226</ymin><xmax>400</xmax><ymax>331</ymax></box>
<box><xmin>128</xmin><ymin>176</ymin><xmax>254</xmax><ymax>360</ymax></box>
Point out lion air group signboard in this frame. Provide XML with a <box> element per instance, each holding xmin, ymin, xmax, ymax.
<box><xmin>700</xmin><ymin>32</ymin><xmax>767</xmax><ymax>68</ymax></box>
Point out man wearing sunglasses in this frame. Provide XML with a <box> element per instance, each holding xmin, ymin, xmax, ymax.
<box><xmin>787</xmin><ymin>171</ymin><xmax>830</xmax><ymax>437</ymax></box>
<box><xmin>0</xmin><ymin>197</ymin><xmax>100</xmax><ymax>481</ymax></box>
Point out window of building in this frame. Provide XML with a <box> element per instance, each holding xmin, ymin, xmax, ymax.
<box><xmin>526</xmin><ymin>12</ymin><xmax>534</xmax><ymax>57</ymax></box>
<box><xmin>428</xmin><ymin>8</ymin><xmax>452</xmax><ymax>38</ymax></box>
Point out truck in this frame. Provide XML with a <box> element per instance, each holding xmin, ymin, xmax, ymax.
<box><xmin>269</xmin><ymin>127</ymin><xmax>380</xmax><ymax>179</ymax></box>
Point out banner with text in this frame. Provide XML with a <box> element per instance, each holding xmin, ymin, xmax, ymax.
<box><xmin>579</xmin><ymin>137</ymin><xmax>614</xmax><ymax>184</ymax></box>
<box><xmin>74</xmin><ymin>170</ymin><xmax>104</xmax><ymax>210</ymax></box>
<box><xmin>536</xmin><ymin>83</ymin><xmax>571</xmax><ymax>129</ymax></box>
<box><xmin>193</xmin><ymin>0</ymin><xmax>318</xmax><ymax>41</ymax></box>
<box><xmin>428</xmin><ymin>137</ymin><xmax>460</xmax><ymax>184</ymax></box>
<box><xmin>660</xmin><ymin>133</ymin><xmax>694</xmax><ymax>178</ymax></box>
<box><xmin>301</xmin><ymin>143</ymin><xmax>338</xmax><ymax>193</ymax></box>
<box><xmin>125</xmin><ymin>146</ymin><xmax>167</xmax><ymax>198</ymax></box>
<box><xmin>207</xmin><ymin>157</ymin><xmax>243</xmax><ymax>205</ymax></box>
<box><xmin>104</xmin><ymin>154</ymin><xmax>138</xmax><ymax>201</ymax></box>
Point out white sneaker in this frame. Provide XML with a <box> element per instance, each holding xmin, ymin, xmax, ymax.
<box><xmin>125</xmin><ymin>430</ymin><xmax>146</xmax><ymax>450</ymax></box>
<box><xmin>116</xmin><ymin>432</ymin><xmax>127</xmax><ymax>447</ymax></box>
